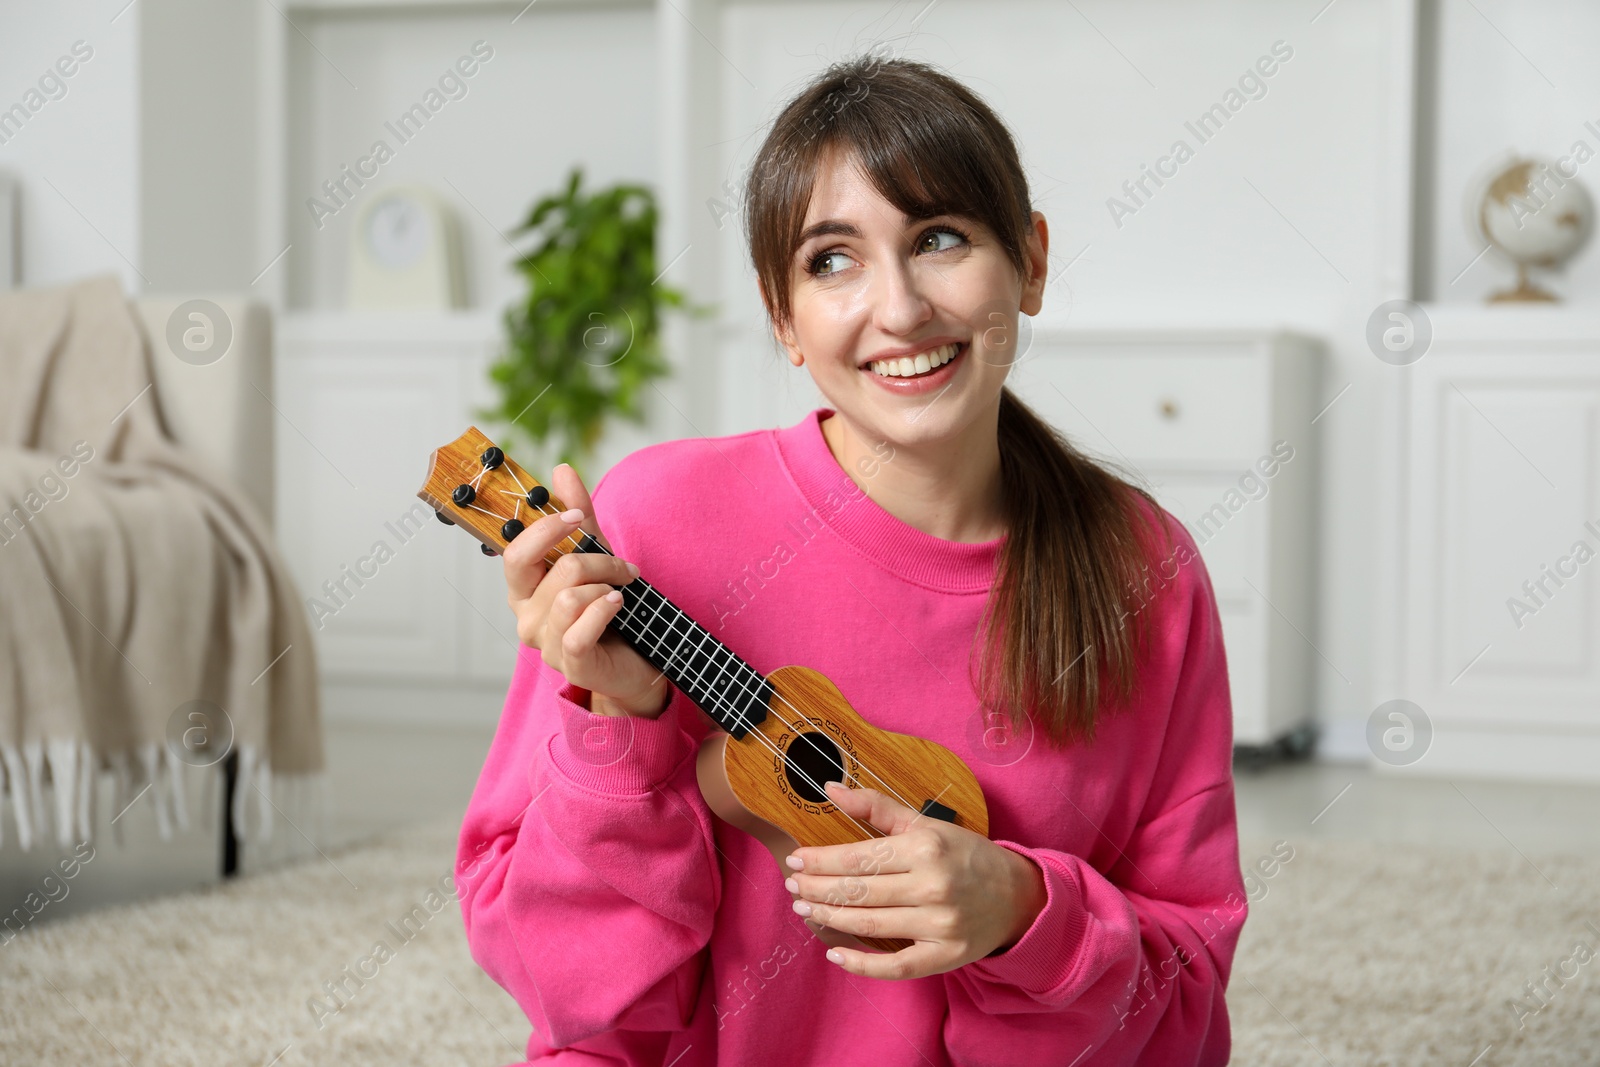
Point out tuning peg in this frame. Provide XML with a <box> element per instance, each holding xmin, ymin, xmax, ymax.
<box><xmin>435</xmin><ymin>510</ymin><xmax>455</xmax><ymax>526</ymax></box>
<box><xmin>527</xmin><ymin>485</ymin><xmax>549</xmax><ymax>509</ymax></box>
<box><xmin>481</xmin><ymin>446</ymin><xmax>505</xmax><ymax>470</ymax></box>
<box><xmin>481</xmin><ymin>543</ymin><xmax>497</xmax><ymax>557</ymax></box>
<box><xmin>453</xmin><ymin>484</ymin><xmax>476</xmax><ymax>506</ymax></box>
<box><xmin>501</xmin><ymin>519</ymin><xmax>525</xmax><ymax>542</ymax></box>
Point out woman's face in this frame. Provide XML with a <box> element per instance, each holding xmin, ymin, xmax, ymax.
<box><xmin>774</xmin><ymin>146</ymin><xmax>1048</xmax><ymax>449</ymax></box>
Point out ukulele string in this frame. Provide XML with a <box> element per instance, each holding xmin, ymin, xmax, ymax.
<box><xmin>500</xmin><ymin>465</ymin><xmax>531</xmax><ymax>521</ymax></box>
<box><xmin>499</xmin><ymin>471</ymin><xmax>918</xmax><ymax>828</ymax></box>
<box><xmin>478</xmin><ymin>468</ymin><xmax>891</xmax><ymax>837</ymax></box>
<box><xmin>606</xmin><ymin>576</ymin><xmax>916</xmax><ymax>814</ymax></box>
<box><xmin>610</xmin><ymin>606</ymin><xmax>885</xmax><ymax>836</ymax></box>
<box><xmin>495</xmin><ymin>489</ymin><xmax>527</xmax><ymax>524</ymax></box>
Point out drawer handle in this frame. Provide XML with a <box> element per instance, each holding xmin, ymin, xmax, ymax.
<box><xmin>1158</xmin><ymin>398</ymin><xmax>1180</xmax><ymax>420</ymax></box>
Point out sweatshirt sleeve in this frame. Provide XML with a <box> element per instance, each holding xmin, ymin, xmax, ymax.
<box><xmin>455</xmin><ymin>470</ymin><xmax>722</xmax><ymax>1059</ymax></box>
<box><xmin>941</xmin><ymin>519</ymin><xmax>1247</xmax><ymax>1066</ymax></box>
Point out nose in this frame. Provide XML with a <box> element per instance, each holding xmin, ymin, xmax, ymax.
<box><xmin>870</xmin><ymin>255</ymin><xmax>934</xmax><ymax>338</ymax></box>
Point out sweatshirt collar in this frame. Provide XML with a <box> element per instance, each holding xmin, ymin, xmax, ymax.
<box><xmin>772</xmin><ymin>407</ymin><xmax>1004</xmax><ymax>594</ymax></box>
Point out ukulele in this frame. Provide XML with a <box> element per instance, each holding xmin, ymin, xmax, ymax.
<box><xmin>419</xmin><ymin>428</ymin><xmax>989</xmax><ymax>953</ymax></box>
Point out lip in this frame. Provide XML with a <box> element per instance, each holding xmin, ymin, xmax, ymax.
<box><xmin>861</xmin><ymin>342</ymin><xmax>967</xmax><ymax>396</ymax></box>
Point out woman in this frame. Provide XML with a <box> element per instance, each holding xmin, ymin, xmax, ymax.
<box><xmin>457</xmin><ymin>55</ymin><xmax>1246</xmax><ymax>1066</ymax></box>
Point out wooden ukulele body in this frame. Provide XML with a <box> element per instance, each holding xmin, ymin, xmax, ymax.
<box><xmin>693</xmin><ymin>665</ymin><xmax>989</xmax><ymax>954</ymax></box>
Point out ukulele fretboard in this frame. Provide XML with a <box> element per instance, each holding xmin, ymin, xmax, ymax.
<box><xmin>573</xmin><ymin>533</ymin><xmax>771</xmax><ymax>738</ymax></box>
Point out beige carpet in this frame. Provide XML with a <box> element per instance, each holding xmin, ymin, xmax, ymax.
<box><xmin>4</xmin><ymin>823</ymin><xmax>1597</xmax><ymax>1065</ymax></box>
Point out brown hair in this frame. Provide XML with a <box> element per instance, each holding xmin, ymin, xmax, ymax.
<box><xmin>743</xmin><ymin>54</ymin><xmax>1173</xmax><ymax>746</ymax></box>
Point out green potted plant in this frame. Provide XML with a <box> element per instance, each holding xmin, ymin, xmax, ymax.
<box><xmin>482</xmin><ymin>166</ymin><xmax>693</xmax><ymax>472</ymax></box>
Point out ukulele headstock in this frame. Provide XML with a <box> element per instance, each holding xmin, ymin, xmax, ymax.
<box><xmin>418</xmin><ymin>427</ymin><xmax>570</xmax><ymax>557</ymax></box>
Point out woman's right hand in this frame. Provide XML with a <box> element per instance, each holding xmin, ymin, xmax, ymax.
<box><xmin>502</xmin><ymin>463</ymin><xmax>670</xmax><ymax>719</ymax></box>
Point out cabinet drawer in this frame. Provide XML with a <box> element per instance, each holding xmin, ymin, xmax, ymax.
<box><xmin>1015</xmin><ymin>352</ymin><xmax>1267</xmax><ymax>467</ymax></box>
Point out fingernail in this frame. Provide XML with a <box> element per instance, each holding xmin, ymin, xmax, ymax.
<box><xmin>559</xmin><ymin>508</ymin><xmax>583</xmax><ymax>523</ymax></box>
<box><xmin>625</xmin><ymin>562</ymin><xmax>640</xmax><ymax>579</ymax></box>
<box><xmin>792</xmin><ymin>899</ymin><xmax>813</xmax><ymax>917</ymax></box>
<box><xmin>826</xmin><ymin>949</ymin><xmax>844</xmax><ymax>965</ymax></box>
<box><xmin>605</xmin><ymin>590</ymin><xmax>622</xmax><ymax>604</ymax></box>
<box><xmin>786</xmin><ymin>854</ymin><xmax>803</xmax><ymax>871</ymax></box>
<box><xmin>784</xmin><ymin>877</ymin><xmax>799</xmax><ymax>894</ymax></box>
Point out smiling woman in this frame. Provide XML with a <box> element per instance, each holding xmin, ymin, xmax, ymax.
<box><xmin>745</xmin><ymin>61</ymin><xmax>1162</xmax><ymax>750</ymax></box>
<box><xmin>457</xmin><ymin>54</ymin><xmax>1247</xmax><ymax>1067</ymax></box>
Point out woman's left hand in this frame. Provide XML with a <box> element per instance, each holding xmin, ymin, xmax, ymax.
<box><xmin>784</xmin><ymin>780</ymin><xmax>1049</xmax><ymax>980</ymax></box>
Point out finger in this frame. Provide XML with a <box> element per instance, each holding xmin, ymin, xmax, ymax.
<box><xmin>799</xmin><ymin>902</ymin><xmax>926</xmax><ymax>942</ymax></box>
<box><xmin>789</xmin><ymin>872</ymin><xmax>924</xmax><ymax>909</ymax></box>
<box><xmin>824</xmin><ymin>941</ymin><xmax>949</xmax><ymax>981</ymax></box>
<box><xmin>560</xmin><ymin>586</ymin><xmax>626</xmax><ymax>658</ymax></box>
<box><xmin>824</xmin><ymin>780</ymin><xmax>923</xmax><ymax>837</ymax></box>
<box><xmin>787</xmin><ymin>833</ymin><xmax>914</xmax><ymax>878</ymax></box>
<box><xmin>546</xmin><ymin>582</ymin><xmax>621</xmax><ymax>638</ymax></box>
<box><xmin>542</xmin><ymin>549</ymin><xmax>640</xmax><ymax>593</ymax></box>
<box><xmin>503</xmin><ymin>506</ymin><xmax>587</xmax><ymax>601</ymax></box>
<box><xmin>549</xmin><ymin>463</ymin><xmax>611</xmax><ymax>553</ymax></box>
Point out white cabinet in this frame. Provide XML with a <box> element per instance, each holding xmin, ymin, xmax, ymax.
<box><xmin>1390</xmin><ymin>308</ymin><xmax>1600</xmax><ymax>780</ymax></box>
<box><xmin>1009</xmin><ymin>330</ymin><xmax>1322</xmax><ymax>747</ymax></box>
<box><xmin>274</xmin><ymin>313</ymin><xmax>522</xmax><ymax>709</ymax></box>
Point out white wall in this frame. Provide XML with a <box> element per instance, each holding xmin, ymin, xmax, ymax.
<box><xmin>0</xmin><ymin>0</ymin><xmax>141</xmax><ymax>291</ymax></box>
<box><xmin>1424</xmin><ymin>0</ymin><xmax>1600</xmax><ymax>304</ymax></box>
<box><xmin>138</xmin><ymin>0</ymin><xmax>259</xmax><ymax>292</ymax></box>
<box><xmin>283</xmin><ymin>2</ymin><xmax>659</xmax><ymax>312</ymax></box>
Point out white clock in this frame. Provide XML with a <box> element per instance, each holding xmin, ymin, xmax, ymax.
<box><xmin>348</xmin><ymin>186</ymin><xmax>465</xmax><ymax>310</ymax></box>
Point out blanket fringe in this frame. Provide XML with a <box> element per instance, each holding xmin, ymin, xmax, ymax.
<box><xmin>0</xmin><ymin>740</ymin><xmax>321</xmax><ymax>857</ymax></box>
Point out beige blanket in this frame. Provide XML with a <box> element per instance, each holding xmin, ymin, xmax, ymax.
<box><xmin>0</xmin><ymin>275</ymin><xmax>321</xmax><ymax>850</ymax></box>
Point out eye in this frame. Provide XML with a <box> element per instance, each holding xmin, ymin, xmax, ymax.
<box><xmin>917</xmin><ymin>227</ymin><xmax>969</xmax><ymax>254</ymax></box>
<box><xmin>809</xmin><ymin>250</ymin><xmax>854</xmax><ymax>277</ymax></box>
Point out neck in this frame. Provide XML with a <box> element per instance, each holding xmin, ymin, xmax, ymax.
<box><xmin>569</xmin><ymin>532</ymin><xmax>771</xmax><ymax>738</ymax></box>
<box><xmin>821</xmin><ymin>398</ymin><xmax>1007</xmax><ymax>544</ymax></box>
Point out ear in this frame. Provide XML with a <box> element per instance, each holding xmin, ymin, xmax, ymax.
<box><xmin>774</xmin><ymin>324</ymin><xmax>804</xmax><ymax>368</ymax></box>
<box><xmin>1019</xmin><ymin>210</ymin><xmax>1050</xmax><ymax>317</ymax></box>
<box><xmin>758</xmin><ymin>279</ymin><xmax>805</xmax><ymax>368</ymax></box>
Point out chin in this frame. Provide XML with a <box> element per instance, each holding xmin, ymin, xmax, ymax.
<box><xmin>851</xmin><ymin>387</ymin><xmax>994</xmax><ymax>450</ymax></box>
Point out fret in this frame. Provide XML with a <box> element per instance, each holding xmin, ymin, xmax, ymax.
<box><xmin>639</xmin><ymin>586</ymin><xmax>675</xmax><ymax>659</ymax></box>
<box><xmin>556</xmin><ymin>534</ymin><xmax>764</xmax><ymax>736</ymax></box>
<box><xmin>610</xmin><ymin>578</ymin><xmax>765</xmax><ymax>738</ymax></box>
<box><xmin>707</xmin><ymin>643</ymin><xmax>740</xmax><ymax>701</ymax></box>
<box><xmin>682</xmin><ymin>625</ymin><xmax>716</xmax><ymax>697</ymax></box>
<box><xmin>657</xmin><ymin>605</ymin><xmax>694</xmax><ymax>678</ymax></box>
<box><xmin>709</xmin><ymin>645</ymin><xmax>758</xmax><ymax>735</ymax></box>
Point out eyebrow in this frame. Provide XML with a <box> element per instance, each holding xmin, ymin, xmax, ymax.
<box><xmin>794</xmin><ymin>213</ymin><xmax>958</xmax><ymax>251</ymax></box>
<box><xmin>795</xmin><ymin>220</ymin><xmax>864</xmax><ymax>245</ymax></box>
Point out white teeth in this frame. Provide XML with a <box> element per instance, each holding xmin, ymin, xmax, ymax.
<box><xmin>870</xmin><ymin>343</ymin><xmax>958</xmax><ymax>377</ymax></box>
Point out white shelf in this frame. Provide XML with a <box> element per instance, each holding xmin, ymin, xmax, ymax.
<box><xmin>1419</xmin><ymin>304</ymin><xmax>1600</xmax><ymax>343</ymax></box>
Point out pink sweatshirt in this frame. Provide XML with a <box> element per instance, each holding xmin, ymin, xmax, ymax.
<box><xmin>456</xmin><ymin>407</ymin><xmax>1247</xmax><ymax>1066</ymax></box>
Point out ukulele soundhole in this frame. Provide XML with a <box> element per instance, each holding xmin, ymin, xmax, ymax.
<box><xmin>783</xmin><ymin>731</ymin><xmax>845</xmax><ymax>804</ymax></box>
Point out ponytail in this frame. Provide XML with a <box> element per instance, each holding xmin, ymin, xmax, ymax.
<box><xmin>972</xmin><ymin>388</ymin><xmax>1170</xmax><ymax>745</ymax></box>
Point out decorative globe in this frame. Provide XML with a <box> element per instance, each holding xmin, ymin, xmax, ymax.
<box><xmin>1466</xmin><ymin>154</ymin><xmax>1594</xmax><ymax>303</ymax></box>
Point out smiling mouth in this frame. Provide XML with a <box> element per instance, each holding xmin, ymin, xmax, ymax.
<box><xmin>863</xmin><ymin>342</ymin><xmax>963</xmax><ymax>378</ymax></box>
